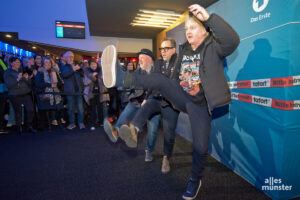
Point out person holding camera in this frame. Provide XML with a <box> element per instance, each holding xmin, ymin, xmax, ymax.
<box><xmin>4</xmin><ymin>57</ymin><xmax>37</xmax><ymax>135</ymax></box>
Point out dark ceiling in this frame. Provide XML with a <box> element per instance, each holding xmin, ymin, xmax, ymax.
<box><xmin>1</xmin><ymin>1</ymin><xmax>218</xmax><ymax>58</ymax></box>
<box><xmin>86</xmin><ymin>0</ymin><xmax>218</xmax><ymax>39</ymax></box>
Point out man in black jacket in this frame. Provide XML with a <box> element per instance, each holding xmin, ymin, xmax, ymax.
<box><xmin>61</xmin><ymin>51</ymin><xmax>85</xmax><ymax>130</ymax></box>
<box><xmin>101</xmin><ymin>4</ymin><xmax>240</xmax><ymax>200</ymax></box>
<box><xmin>120</xmin><ymin>38</ymin><xmax>179</xmax><ymax>174</ymax></box>
<box><xmin>103</xmin><ymin>49</ymin><xmax>161</xmax><ymax>149</ymax></box>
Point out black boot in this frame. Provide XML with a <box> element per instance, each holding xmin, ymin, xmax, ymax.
<box><xmin>28</xmin><ymin>126</ymin><xmax>37</xmax><ymax>134</ymax></box>
<box><xmin>47</xmin><ymin>124</ymin><xmax>52</xmax><ymax>132</ymax></box>
<box><xmin>19</xmin><ymin>126</ymin><xmax>24</xmax><ymax>136</ymax></box>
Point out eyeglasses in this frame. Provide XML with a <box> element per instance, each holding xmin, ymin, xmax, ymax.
<box><xmin>159</xmin><ymin>47</ymin><xmax>175</xmax><ymax>52</ymax></box>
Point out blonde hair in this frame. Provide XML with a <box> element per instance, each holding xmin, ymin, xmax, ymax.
<box><xmin>185</xmin><ymin>15</ymin><xmax>206</xmax><ymax>29</ymax></box>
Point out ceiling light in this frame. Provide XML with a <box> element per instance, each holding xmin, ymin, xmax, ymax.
<box><xmin>5</xmin><ymin>34</ymin><xmax>12</xmax><ymax>38</ymax></box>
<box><xmin>133</xmin><ymin>20</ymin><xmax>173</xmax><ymax>25</ymax></box>
<box><xmin>139</xmin><ymin>9</ymin><xmax>182</xmax><ymax>17</ymax></box>
<box><xmin>32</xmin><ymin>46</ymin><xmax>37</xmax><ymax>49</ymax></box>
<box><xmin>137</xmin><ymin>13</ymin><xmax>178</xmax><ymax>20</ymax></box>
<box><xmin>131</xmin><ymin>9</ymin><xmax>182</xmax><ymax>28</ymax></box>
<box><xmin>135</xmin><ymin>17</ymin><xmax>176</xmax><ymax>24</ymax></box>
<box><xmin>131</xmin><ymin>23</ymin><xmax>169</xmax><ymax>28</ymax></box>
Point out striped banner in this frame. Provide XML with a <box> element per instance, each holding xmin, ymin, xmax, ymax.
<box><xmin>231</xmin><ymin>92</ymin><xmax>300</xmax><ymax>110</ymax></box>
<box><xmin>228</xmin><ymin>75</ymin><xmax>300</xmax><ymax>89</ymax></box>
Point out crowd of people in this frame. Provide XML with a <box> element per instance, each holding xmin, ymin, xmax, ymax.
<box><xmin>0</xmin><ymin>4</ymin><xmax>239</xmax><ymax>200</ymax></box>
<box><xmin>0</xmin><ymin>50</ymin><xmax>136</xmax><ymax>135</ymax></box>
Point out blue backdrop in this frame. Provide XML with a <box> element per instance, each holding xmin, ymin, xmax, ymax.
<box><xmin>170</xmin><ymin>1</ymin><xmax>300</xmax><ymax>199</ymax></box>
<box><xmin>207</xmin><ymin>1</ymin><xmax>300</xmax><ymax>199</ymax></box>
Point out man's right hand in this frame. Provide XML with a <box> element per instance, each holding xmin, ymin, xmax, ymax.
<box><xmin>72</xmin><ymin>65</ymin><xmax>81</xmax><ymax>71</ymax></box>
<box><xmin>141</xmin><ymin>100</ymin><xmax>147</xmax><ymax>107</ymax></box>
<box><xmin>17</xmin><ymin>73</ymin><xmax>23</xmax><ymax>81</ymax></box>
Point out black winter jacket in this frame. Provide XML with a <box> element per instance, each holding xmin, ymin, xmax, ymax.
<box><xmin>172</xmin><ymin>14</ymin><xmax>240</xmax><ymax>111</ymax></box>
<box><xmin>61</xmin><ymin>64</ymin><xmax>84</xmax><ymax>94</ymax></box>
<box><xmin>4</xmin><ymin>68</ymin><xmax>32</xmax><ymax>96</ymax></box>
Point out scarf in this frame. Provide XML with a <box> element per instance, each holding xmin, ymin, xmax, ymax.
<box><xmin>43</xmin><ymin>68</ymin><xmax>62</xmax><ymax>105</ymax></box>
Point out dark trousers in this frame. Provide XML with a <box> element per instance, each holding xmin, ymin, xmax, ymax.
<box><xmin>9</xmin><ymin>94</ymin><xmax>35</xmax><ymax>127</ymax></box>
<box><xmin>0</xmin><ymin>95</ymin><xmax>7</xmax><ymax>129</ymax></box>
<box><xmin>132</xmin><ymin>98</ymin><xmax>179</xmax><ymax>158</ymax></box>
<box><xmin>133</xmin><ymin>73</ymin><xmax>212</xmax><ymax>180</ymax></box>
<box><xmin>89</xmin><ymin>94</ymin><xmax>103</xmax><ymax>126</ymax></box>
<box><xmin>107</xmin><ymin>87</ymin><xmax>120</xmax><ymax>119</ymax></box>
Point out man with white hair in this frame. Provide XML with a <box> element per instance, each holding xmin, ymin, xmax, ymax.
<box><xmin>103</xmin><ymin>48</ymin><xmax>160</xmax><ymax>149</ymax></box>
<box><xmin>101</xmin><ymin>4</ymin><xmax>240</xmax><ymax>199</ymax></box>
<box><xmin>61</xmin><ymin>51</ymin><xmax>85</xmax><ymax>130</ymax></box>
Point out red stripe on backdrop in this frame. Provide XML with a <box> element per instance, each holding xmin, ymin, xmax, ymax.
<box><xmin>238</xmin><ymin>93</ymin><xmax>252</xmax><ymax>103</ymax></box>
<box><xmin>271</xmin><ymin>99</ymin><xmax>294</xmax><ymax>110</ymax></box>
<box><xmin>237</xmin><ymin>80</ymin><xmax>251</xmax><ymax>88</ymax></box>
<box><xmin>270</xmin><ymin>77</ymin><xmax>294</xmax><ymax>88</ymax></box>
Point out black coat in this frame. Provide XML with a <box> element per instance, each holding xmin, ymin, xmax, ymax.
<box><xmin>172</xmin><ymin>14</ymin><xmax>240</xmax><ymax>111</ymax></box>
<box><xmin>34</xmin><ymin>71</ymin><xmax>63</xmax><ymax>110</ymax></box>
<box><xmin>4</xmin><ymin>68</ymin><xmax>32</xmax><ymax>96</ymax></box>
<box><xmin>61</xmin><ymin>64</ymin><xmax>84</xmax><ymax>94</ymax></box>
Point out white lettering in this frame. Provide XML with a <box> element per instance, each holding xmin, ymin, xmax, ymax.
<box><xmin>182</xmin><ymin>54</ymin><xmax>201</xmax><ymax>62</ymax></box>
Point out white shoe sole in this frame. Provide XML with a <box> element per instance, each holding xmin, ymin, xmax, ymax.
<box><xmin>103</xmin><ymin>119</ymin><xmax>118</xmax><ymax>143</ymax></box>
<box><xmin>101</xmin><ymin>45</ymin><xmax>117</xmax><ymax>88</ymax></box>
<box><xmin>119</xmin><ymin>125</ymin><xmax>137</xmax><ymax>148</ymax></box>
<box><xmin>182</xmin><ymin>180</ymin><xmax>202</xmax><ymax>200</ymax></box>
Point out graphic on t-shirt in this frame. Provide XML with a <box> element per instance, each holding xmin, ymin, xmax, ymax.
<box><xmin>179</xmin><ymin>60</ymin><xmax>201</xmax><ymax>95</ymax></box>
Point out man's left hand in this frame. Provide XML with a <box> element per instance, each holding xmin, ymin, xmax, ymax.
<box><xmin>188</xmin><ymin>4</ymin><xmax>210</xmax><ymax>22</ymax></box>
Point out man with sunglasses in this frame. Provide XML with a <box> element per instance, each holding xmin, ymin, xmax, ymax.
<box><xmin>119</xmin><ymin>38</ymin><xmax>179</xmax><ymax>174</ymax></box>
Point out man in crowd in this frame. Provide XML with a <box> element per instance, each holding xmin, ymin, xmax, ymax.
<box><xmin>61</xmin><ymin>51</ymin><xmax>85</xmax><ymax>130</ymax></box>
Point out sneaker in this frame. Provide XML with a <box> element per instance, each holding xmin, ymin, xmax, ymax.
<box><xmin>161</xmin><ymin>156</ymin><xmax>170</xmax><ymax>174</ymax></box>
<box><xmin>0</xmin><ymin>128</ymin><xmax>8</xmax><ymax>134</ymax></box>
<box><xmin>103</xmin><ymin>119</ymin><xmax>118</xmax><ymax>143</ymax></box>
<box><xmin>119</xmin><ymin>124</ymin><xmax>137</xmax><ymax>148</ymax></box>
<box><xmin>101</xmin><ymin>45</ymin><xmax>117</xmax><ymax>88</ymax></box>
<box><xmin>6</xmin><ymin>123</ymin><xmax>13</xmax><ymax>128</ymax></box>
<box><xmin>90</xmin><ymin>126</ymin><xmax>95</xmax><ymax>131</ymax></box>
<box><xmin>67</xmin><ymin>124</ymin><xmax>76</xmax><ymax>130</ymax></box>
<box><xmin>145</xmin><ymin>150</ymin><xmax>153</xmax><ymax>162</ymax></box>
<box><xmin>182</xmin><ymin>179</ymin><xmax>202</xmax><ymax>200</ymax></box>
<box><xmin>79</xmin><ymin>123</ymin><xmax>85</xmax><ymax>129</ymax></box>
<box><xmin>51</xmin><ymin>120</ymin><xmax>58</xmax><ymax>126</ymax></box>
<box><xmin>61</xmin><ymin>118</ymin><xmax>66</xmax><ymax>124</ymax></box>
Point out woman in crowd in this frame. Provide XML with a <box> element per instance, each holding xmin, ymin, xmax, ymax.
<box><xmin>83</xmin><ymin>59</ymin><xmax>104</xmax><ymax>130</ymax></box>
<box><xmin>34</xmin><ymin>56</ymin><xmax>64</xmax><ymax>131</ymax></box>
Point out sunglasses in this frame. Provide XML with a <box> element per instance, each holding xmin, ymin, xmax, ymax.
<box><xmin>159</xmin><ymin>47</ymin><xmax>175</xmax><ymax>52</ymax></box>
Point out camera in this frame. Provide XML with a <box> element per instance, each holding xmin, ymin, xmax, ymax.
<box><xmin>22</xmin><ymin>67</ymin><xmax>33</xmax><ymax>76</ymax></box>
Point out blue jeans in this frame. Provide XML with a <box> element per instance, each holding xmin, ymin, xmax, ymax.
<box><xmin>145</xmin><ymin>114</ymin><xmax>161</xmax><ymax>152</ymax></box>
<box><xmin>114</xmin><ymin>102</ymin><xmax>139</xmax><ymax>130</ymax></box>
<box><xmin>132</xmin><ymin>98</ymin><xmax>179</xmax><ymax>157</ymax></box>
<box><xmin>66</xmin><ymin>95</ymin><xmax>84</xmax><ymax>124</ymax></box>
